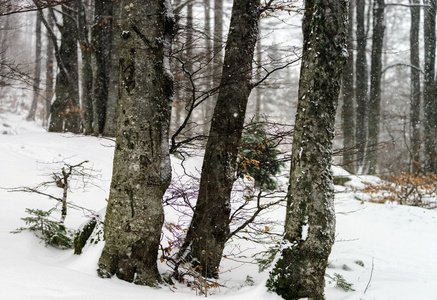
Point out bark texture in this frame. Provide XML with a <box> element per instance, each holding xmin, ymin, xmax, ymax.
<box><xmin>181</xmin><ymin>0</ymin><xmax>260</xmax><ymax>278</ymax></box>
<box><xmin>267</xmin><ymin>1</ymin><xmax>347</xmax><ymax>299</ymax></box>
<box><xmin>367</xmin><ymin>0</ymin><xmax>385</xmax><ymax>174</ymax></box>
<box><xmin>98</xmin><ymin>0</ymin><xmax>174</xmax><ymax>286</ymax></box>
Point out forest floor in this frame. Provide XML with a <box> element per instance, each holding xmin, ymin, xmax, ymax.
<box><xmin>1</xmin><ymin>111</ymin><xmax>436</xmax><ymax>300</ymax></box>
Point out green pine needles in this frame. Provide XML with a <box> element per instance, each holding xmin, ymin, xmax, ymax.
<box><xmin>12</xmin><ymin>208</ymin><xmax>73</xmax><ymax>249</ymax></box>
<box><xmin>238</xmin><ymin>122</ymin><xmax>284</xmax><ymax>191</ymax></box>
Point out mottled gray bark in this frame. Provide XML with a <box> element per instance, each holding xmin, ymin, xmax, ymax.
<box><xmin>424</xmin><ymin>0</ymin><xmax>437</xmax><ymax>173</ymax></box>
<box><xmin>355</xmin><ymin>0</ymin><xmax>368</xmax><ymax>169</ymax></box>
<box><xmin>103</xmin><ymin>0</ymin><xmax>121</xmax><ymax>137</ymax></box>
<box><xmin>49</xmin><ymin>1</ymin><xmax>81</xmax><ymax>133</ymax></box>
<box><xmin>27</xmin><ymin>11</ymin><xmax>42</xmax><ymax>121</ymax></box>
<box><xmin>267</xmin><ymin>0</ymin><xmax>347</xmax><ymax>299</ymax></box>
<box><xmin>98</xmin><ymin>0</ymin><xmax>174</xmax><ymax>287</ymax></box>
<box><xmin>367</xmin><ymin>0</ymin><xmax>385</xmax><ymax>174</ymax></box>
<box><xmin>410</xmin><ymin>0</ymin><xmax>421</xmax><ymax>172</ymax></box>
<box><xmin>181</xmin><ymin>0</ymin><xmax>260</xmax><ymax>279</ymax></box>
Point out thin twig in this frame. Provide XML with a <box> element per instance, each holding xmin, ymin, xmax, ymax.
<box><xmin>364</xmin><ymin>257</ymin><xmax>374</xmax><ymax>294</ymax></box>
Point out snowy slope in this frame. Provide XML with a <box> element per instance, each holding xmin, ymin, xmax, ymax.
<box><xmin>1</xmin><ymin>113</ymin><xmax>436</xmax><ymax>300</ymax></box>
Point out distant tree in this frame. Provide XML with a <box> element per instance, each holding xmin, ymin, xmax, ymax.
<box><xmin>77</xmin><ymin>0</ymin><xmax>93</xmax><ymax>134</ymax></box>
<box><xmin>355</xmin><ymin>0</ymin><xmax>369</xmax><ymax>170</ymax></box>
<box><xmin>103</xmin><ymin>0</ymin><xmax>121</xmax><ymax>137</ymax></box>
<box><xmin>424</xmin><ymin>0</ymin><xmax>437</xmax><ymax>173</ymax></box>
<box><xmin>46</xmin><ymin>1</ymin><xmax>81</xmax><ymax>133</ymax></box>
<box><xmin>367</xmin><ymin>0</ymin><xmax>385</xmax><ymax>174</ymax></box>
<box><xmin>97</xmin><ymin>0</ymin><xmax>175</xmax><ymax>286</ymax></box>
<box><xmin>267</xmin><ymin>0</ymin><xmax>347</xmax><ymax>299</ymax></box>
<box><xmin>410</xmin><ymin>0</ymin><xmax>421</xmax><ymax>172</ymax></box>
<box><xmin>180</xmin><ymin>0</ymin><xmax>261</xmax><ymax>279</ymax></box>
<box><xmin>26</xmin><ymin>11</ymin><xmax>42</xmax><ymax>121</ymax></box>
<box><xmin>341</xmin><ymin>0</ymin><xmax>355</xmax><ymax>172</ymax></box>
<box><xmin>92</xmin><ymin>0</ymin><xmax>113</xmax><ymax>134</ymax></box>
<box><xmin>43</xmin><ymin>10</ymin><xmax>55</xmax><ymax>127</ymax></box>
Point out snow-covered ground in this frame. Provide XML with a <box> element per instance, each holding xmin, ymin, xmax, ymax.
<box><xmin>1</xmin><ymin>112</ymin><xmax>436</xmax><ymax>300</ymax></box>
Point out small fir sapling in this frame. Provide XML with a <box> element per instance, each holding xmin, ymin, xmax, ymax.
<box><xmin>9</xmin><ymin>160</ymin><xmax>100</xmax><ymax>249</ymax></box>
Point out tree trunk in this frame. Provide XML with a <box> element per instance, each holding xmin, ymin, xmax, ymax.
<box><xmin>355</xmin><ymin>0</ymin><xmax>369</xmax><ymax>170</ymax></box>
<box><xmin>92</xmin><ymin>0</ymin><xmax>113</xmax><ymax>135</ymax></box>
<box><xmin>49</xmin><ymin>1</ymin><xmax>81</xmax><ymax>133</ymax></box>
<box><xmin>210</xmin><ymin>0</ymin><xmax>223</xmax><ymax>117</ymax></box>
<box><xmin>97</xmin><ymin>0</ymin><xmax>174</xmax><ymax>287</ymax></box>
<box><xmin>181</xmin><ymin>0</ymin><xmax>260</xmax><ymax>279</ymax></box>
<box><xmin>410</xmin><ymin>0</ymin><xmax>421</xmax><ymax>172</ymax></box>
<box><xmin>254</xmin><ymin>25</ymin><xmax>262</xmax><ymax>121</ymax></box>
<box><xmin>341</xmin><ymin>0</ymin><xmax>355</xmax><ymax>173</ymax></box>
<box><xmin>202</xmin><ymin>0</ymin><xmax>213</xmax><ymax>134</ymax></box>
<box><xmin>103</xmin><ymin>0</ymin><xmax>121</xmax><ymax>137</ymax></box>
<box><xmin>78</xmin><ymin>1</ymin><xmax>93</xmax><ymax>134</ymax></box>
<box><xmin>267</xmin><ymin>1</ymin><xmax>347</xmax><ymax>299</ymax></box>
<box><xmin>27</xmin><ymin>11</ymin><xmax>42</xmax><ymax>121</ymax></box>
<box><xmin>367</xmin><ymin>0</ymin><xmax>385</xmax><ymax>174</ymax></box>
<box><xmin>424</xmin><ymin>0</ymin><xmax>437</xmax><ymax>173</ymax></box>
<box><xmin>44</xmin><ymin>10</ymin><xmax>55</xmax><ymax>128</ymax></box>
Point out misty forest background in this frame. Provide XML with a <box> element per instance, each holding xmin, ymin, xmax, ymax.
<box><xmin>2</xmin><ymin>0</ymin><xmax>436</xmax><ymax>178</ymax></box>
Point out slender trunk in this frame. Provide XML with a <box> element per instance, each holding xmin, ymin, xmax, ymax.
<box><xmin>424</xmin><ymin>0</ymin><xmax>437</xmax><ymax>173</ymax></box>
<box><xmin>254</xmin><ymin>25</ymin><xmax>262</xmax><ymax>121</ymax></box>
<box><xmin>202</xmin><ymin>0</ymin><xmax>213</xmax><ymax>134</ymax></box>
<box><xmin>181</xmin><ymin>0</ymin><xmax>261</xmax><ymax>279</ymax></box>
<box><xmin>367</xmin><ymin>0</ymin><xmax>385</xmax><ymax>174</ymax></box>
<box><xmin>92</xmin><ymin>0</ymin><xmax>113</xmax><ymax>134</ymax></box>
<box><xmin>44</xmin><ymin>11</ymin><xmax>55</xmax><ymax>127</ymax></box>
<box><xmin>342</xmin><ymin>0</ymin><xmax>355</xmax><ymax>173</ymax></box>
<box><xmin>267</xmin><ymin>1</ymin><xmax>347</xmax><ymax>298</ymax></box>
<box><xmin>211</xmin><ymin>0</ymin><xmax>223</xmax><ymax>110</ymax></box>
<box><xmin>355</xmin><ymin>0</ymin><xmax>369</xmax><ymax>169</ymax></box>
<box><xmin>103</xmin><ymin>0</ymin><xmax>121</xmax><ymax>137</ymax></box>
<box><xmin>98</xmin><ymin>0</ymin><xmax>174</xmax><ymax>287</ymax></box>
<box><xmin>27</xmin><ymin>11</ymin><xmax>42</xmax><ymax>121</ymax></box>
<box><xmin>49</xmin><ymin>1</ymin><xmax>81</xmax><ymax>133</ymax></box>
<box><xmin>410</xmin><ymin>0</ymin><xmax>421</xmax><ymax>172</ymax></box>
<box><xmin>78</xmin><ymin>1</ymin><xmax>93</xmax><ymax>134</ymax></box>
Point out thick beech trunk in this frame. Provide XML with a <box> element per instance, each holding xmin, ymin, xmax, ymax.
<box><xmin>267</xmin><ymin>1</ymin><xmax>347</xmax><ymax>299</ymax></box>
<box><xmin>97</xmin><ymin>0</ymin><xmax>174</xmax><ymax>287</ymax></box>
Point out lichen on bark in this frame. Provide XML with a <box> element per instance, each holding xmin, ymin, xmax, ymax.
<box><xmin>97</xmin><ymin>0</ymin><xmax>174</xmax><ymax>287</ymax></box>
<box><xmin>267</xmin><ymin>1</ymin><xmax>348</xmax><ymax>299</ymax></box>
